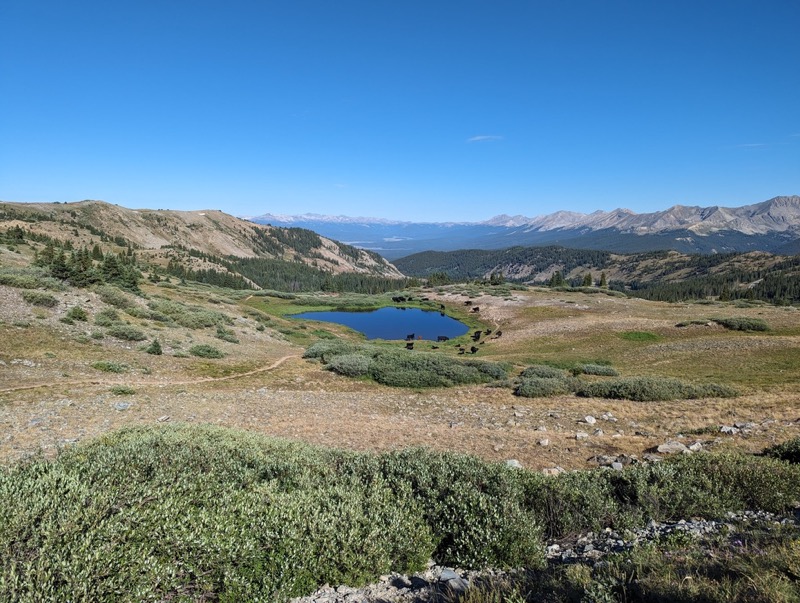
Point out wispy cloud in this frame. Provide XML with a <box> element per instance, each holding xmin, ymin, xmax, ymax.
<box><xmin>467</xmin><ymin>135</ymin><xmax>503</xmax><ymax>143</ymax></box>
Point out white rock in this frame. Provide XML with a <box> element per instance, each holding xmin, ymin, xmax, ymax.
<box><xmin>584</xmin><ymin>415</ymin><xmax>597</xmax><ymax>425</ymax></box>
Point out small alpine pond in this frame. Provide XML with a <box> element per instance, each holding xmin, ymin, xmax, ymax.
<box><xmin>292</xmin><ymin>307</ymin><xmax>470</xmax><ymax>341</ymax></box>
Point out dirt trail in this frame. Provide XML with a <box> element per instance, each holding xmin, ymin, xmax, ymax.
<box><xmin>0</xmin><ymin>354</ymin><xmax>301</xmax><ymax>395</ymax></box>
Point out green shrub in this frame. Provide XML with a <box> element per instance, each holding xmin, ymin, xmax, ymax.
<box><xmin>147</xmin><ymin>300</ymin><xmax>232</xmax><ymax>329</ymax></box>
<box><xmin>0</xmin><ymin>425</ymin><xmax>434</xmax><ymax>601</ymax></box>
<box><xmin>515</xmin><ymin>377</ymin><xmax>573</xmax><ymax>398</ymax></box>
<box><xmin>577</xmin><ymin>376</ymin><xmax>738</xmax><ymax>401</ymax></box>
<box><xmin>0</xmin><ymin>266</ymin><xmax>66</xmax><ymax>290</ymax></box>
<box><xmin>21</xmin><ymin>290</ymin><xmax>58</xmax><ymax>307</ymax></box>
<box><xmin>110</xmin><ymin>385</ymin><xmax>135</xmax><ymax>395</ymax></box>
<box><xmin>59</xmin><ymin>317</ymin><xmax>74</xmax><ymax>325</ymax></box>
<box><xmin>90</xmin><ymin>330</ymin><xmax>104</xmax><ymax>340</ymax></box>
<box><xmin>712</xmin><ymin>316</ymin><xmax>769</xmax><ymax>331</ymax></box>
<box><xmin>65</xmin><ymin>306</ymin><xmax>88</xmax><ymax>321</ymax></box>
<box><xmin>145</xmin><ymin>339</ymin><xmax>163</xmax><ymax>355</ymax></box>
<box><xmin>106</xmin><ymin>324</ymin><xmax>147</xmax><ymax>341</ymax></box>
<box><xmin>572</xmin><ymin>363</ymin><xmax>619</xmax><ymax>376</ymax></box>
<box><xmin>94</xmin><ymin>308</ymin><xmax>120</xmax><ymax>327</ymax></box>
<box><xmin>764</xmin><ymin>437</ymin><xmax>800</xmax><ymax>464</ymax></box>
<box><xmin>189</xmin><ymin>344</ymin><xmax>224</xmax><ymax>358</ymax></box>
<box><xmin>303</xmin><ymin>340</ymin><xmax>361</xmax><ymax>362</ymax></box>
<box><xmin>520</xmin><ymin>364</ymin><xmax>566</xmax><ymax>379</ymax></box>
<box><xmin>376</xmin><ymin>448</ymin><xmax>544</xmax><ymax>568</ymax></box>
<box><xmin>94</xmin><ymin>284</ymin><xmax>135</xmax><ymax>309</ymax></box>
<box><xmin>326</xmin><ymin>353</ymin><xmax>372</xmax><ymax>377</ymax></box>
<box><xmin>91</xmin><ymin>361</ymin><xmax>127</xmax><ymax>373</ymax></box>
<box><xmin>215</xmin><ymin>324</ymin><xmax>240</xmax><ymax>343</ymax></box>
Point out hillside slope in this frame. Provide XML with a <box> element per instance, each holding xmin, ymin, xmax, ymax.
<box><xmin>0</xmin><ymin>200</ymin><xmax>403</xmax><ymax>282</ymax></box>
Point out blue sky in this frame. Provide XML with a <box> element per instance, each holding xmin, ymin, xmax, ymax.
<box><xmin>1</xmin><ymin>1</ymin><xmax>798</xmax><ymax>222</ymax></box>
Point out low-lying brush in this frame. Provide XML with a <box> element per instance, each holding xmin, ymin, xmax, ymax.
<box><xmin>147</xmin><ymin>299</ymin><xmax>232</xmax><ymax>329</ymax></box>
<box><xmin>21</xmin><ymin>290</ymin><xmax>58</xmax><ymax>307</ymax></box>
<box><xmin>106</xmin><ymin>323</ymin><xmax>147</xmax><ymax>341</ymax></box>
<box><xmin>91</xmin><ymin>361</ymin><xmax>127</xmax><ymax>373</ymax></box>
<box><xmin>571</xmin><ymin>363</ymin><xmax>619</xmax><ymax>377</ymax></box>
<box><xmin>0</xmin><ymin>267</ymin><xmax>66</xmax><ymax>291</ymax></box>
<box><xmin>94</xmin><ymin>308</ymin><xmax>120</xmax><ymax>327</ymax></box>
<box><xmin>65</xmin><ymin>306</ymin><xmax>88</xmax><ymax>321</ymax></box>
<box><xmin>304</xmin><ymin>341</ymin><xmax>509</xmax><ymax>388</ymax></box>
<box><xmin>94</xmin><ymin>284</ymin><xmax>135</xmax><ymax>309</ymax></box>
<box><xmin>712</xmin><ymin>316</ymin><xmax>769</xmax><ymax>331</ymax></box>
<box><xmin>0</xmin><ymin>426</ymin><xmax>798</xmax><ymax>601</ymax></box>
<box><xmin>764</xmin><ymin>436</ymin><xmax>800</xmax><ymax>464</ymax></box>
<box><xmin>577</xmin><ymin>376</ymin><xmax>738</xmax><ymax>401</ymax></box>
<box><xmin>189</xmin><ymin>344</ymin><xmax>225</xmax><ymax>358</ymax></box>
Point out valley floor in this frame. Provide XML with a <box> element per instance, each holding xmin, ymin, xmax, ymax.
<box><xmin>2</xmin><ymin>283</ymin><xmax>799</xmax><ymax>471</ymax></box>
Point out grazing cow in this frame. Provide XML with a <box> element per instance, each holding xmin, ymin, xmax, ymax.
<box><xmin>464</xmin><ymin>301</ymin><xmax>472</xmax><ymax>306</ymax></box>
<box><xmin>471</xmin><ymin>306</ymin><xmax>480</xmax><ymax>313</ymax></box>
<box><xmin>484</xmin><ymin>329</ymin><xmax>492</xmax><ymax>335</ymax></box>
<box><xmin>431</xmin><ymin>345</ymin><xmax>439</xmax><ymax>350</ymax></box>
<box><xmin>458</xmin><ymin>349</ymin><xmax>465</xmax><ymax>355</ymax></box>
<box><xmin>437</xmin><ymin>335</ymin><xmax>449</xmax><ymax>342</ymax></box>
<box><xmin>495</xmin><ymin>330</ymin><xmax>502</xmax><ymax>337</ymax></box>
<box><xmin>439</xmin><ymin>304</ymin><xmax>445</xmax><ymax>310</ymax></box>
<box><xmin>406</xmin><ymin>333</ymin><xmax>415</xmax><ymax>341</ymax></box>
<box><xmin>470</xmin><ymin>346</ymin><xmax>479</xmax><ymax>354</ymax></box>
<box><xmin>405</xmin><ymin>342</ymin><xmax>414</xmax><ymax>350</ymax></box>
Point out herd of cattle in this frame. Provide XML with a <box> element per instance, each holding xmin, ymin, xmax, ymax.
<box><xmin>402</xmin><ymin>328</ymin><xmax>502</xmax><ymax>353</ymax></box>
<box><xmin>389</xmin><ymin>297</ymin><xmax>502</xmax><ymax>354</ymax></box>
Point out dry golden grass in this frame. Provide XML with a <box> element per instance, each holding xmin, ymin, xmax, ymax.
<box><xmin>1</xmin><ymin>284</ymin><xmax>799</xmax><ymax>470</ymax></box>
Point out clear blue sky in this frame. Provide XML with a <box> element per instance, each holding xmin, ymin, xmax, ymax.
<box><xmin>2</xmin><ymin>1</ymin><xmax>798</xmax><ymax>222</ymax></box>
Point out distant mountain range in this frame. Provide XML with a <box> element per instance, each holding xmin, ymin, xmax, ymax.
<box><xmin>248</xmin><ymin>196</ymin><xmax>800</xmax><ymax>259</ymax></box>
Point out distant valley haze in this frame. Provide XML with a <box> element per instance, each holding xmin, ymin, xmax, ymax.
<box><xmin>249</xmin><ymin>195</ymin><xmax>800</xmax><ymax>259</ymax></box>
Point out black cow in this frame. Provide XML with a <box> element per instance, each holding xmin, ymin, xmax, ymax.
<box><xmin>495</xmin><ymin>330</ymin><xmax>502</xmax><ymax>337</ymax></box>
<box><xmin>484</xmin><ymin>329</ymin><xmax>492</xmax><ymax>335</ymax></box>
<box><xmin>471</xmin><ymin>306</ymin><xmax>480</xmax><ymax>313</ymax></box>
<box><xmin>405</xmin><ymin>342</ymin><xmax>414</xmax><ymax>350</ymax></box>
<box><xmin>470</xmin><ymin>346</ymin><xmax>479</xmax><ymax>354</ymax></box>
<box><xmin>464</xmin><ymin>301</ymin><xmax>472</xmax><ymax>306</ymax></box>
<box><xmin>439</xmin><ymin>304</ymin><xmax>445</xmax><ymax>310</ymax></box>
<box><xmin>437</xmin><ymin>335</ymin><xmax>449</xmax><ymax>342</ymax></box>
<box><xmin>431</xmin><ymin>345</ymin><xmax>439</xmax><ymax>350</ymax></box>
<box><xmin>406</xmin><ymin>333</ymin><xmax>415</xmax><ymax>341</ymax></box>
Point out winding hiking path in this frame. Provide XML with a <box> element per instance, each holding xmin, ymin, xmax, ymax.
<box><xmin>0</xmin><ymin>354</ymin><xmax>302</xmax><ymax>395</ymax></box>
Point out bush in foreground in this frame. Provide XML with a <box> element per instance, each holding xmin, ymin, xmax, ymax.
<box><xmin>0</xmin><ymin>425</ymin><xmax>799</xmax><ymax>601</ymax></box>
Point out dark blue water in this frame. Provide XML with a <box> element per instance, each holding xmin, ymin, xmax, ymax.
<box><xmin>292</xmin><ymin>307</ymin><xmax>470</xmax><ymax>341</ymax></box>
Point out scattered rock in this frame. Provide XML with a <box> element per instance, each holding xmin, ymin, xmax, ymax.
<box><xmin>720</xmin><ymin>425</ymin><xmax>740</xmax><ymax>435</ymax></box>
<box><xmin>505</xmin><ymin>459</ymin><xmax>523</xmax><ymax>469</ymax></box>
<box><xmin>575</xmin><ymin>431</ymin><xmax>589</xmax><ymax>440</ymax></box>
<box><xmin>113</xmin><ymin>401</ymin><xmax>131</xmax><ymax>411</ymax></box>
<box><xmin>157</xmin><ymin>415</ymin><xmax>171</xmax><ymax>422</ymax></box>
<box><xmin>657</xmin><ymin>441</ymin><xmax>688</xmax><ymax>454</ymax></box>
<box><xmin>584</xmin><ymin>415</ymin><xmax>597</xmax><ymax>425</ymax></box>
<box><xmin>537</xmin><ymin>439</ymin><xmax>550</xmax><ymax>447</ymax></box>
